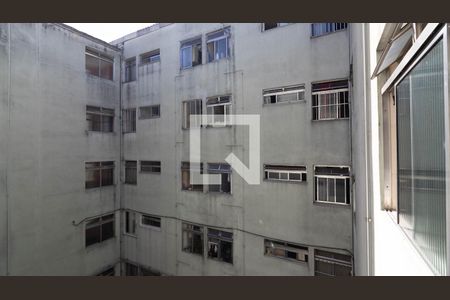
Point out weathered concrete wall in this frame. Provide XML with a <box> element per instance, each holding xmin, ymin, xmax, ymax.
<box><xmin>118</xmin><ymin>23</ymin><xmax>354</xmax><ymax>275</ymax></box>
<box><xmin>0</xmin><ymin>23</ymin><xmax>121</xmax><ymax>275</ymax></box>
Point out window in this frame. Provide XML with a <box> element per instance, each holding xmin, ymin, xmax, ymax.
<box><xmin>124</xmin><ymin>57</ymin><xmax>136</xmax><ymax>82</ymax></box>
<box><xmin>124</xmin><ymin>211</ymin><xmax>136</xmax><ymax>235</ymax></box>
<box><xmin>206</xmin><ymin>96</ymin><xmax>231</xmax><ymax>126</ymax></box>
<box><xmin>123</xmin><ymin>108</ymin><xmax>136</xmax><ymax>133</ymax></box>
<box><xmin>264</xmin><ymin>239</ymin><xmax>309</xmax><ymax>263</ymax></box>
<box><xmin>85</xmin><ymin>48</ymin><xmax>113</xmax><ymax>80</ymax></box>
<box><xmin>140</xmin><ymin>161</ymin><xmax>161</xmax><ymax>173</ymax></box>
<box><xmin>207</xmin><ymin>228</ymin><xmax>233</xmax><ymax>264</ymax></box>
<box><xmin>314</xmin><ymin>249</ymin><xmax>352</xmax><ymax>276</ymax></box>
<box><xmin>125</xmin><ymin>160</ymin><xmax>137</xmax><ymax>185</ymax></box>
<box><xmin>314</xmin><ymin>166</ymin><xmax>350</xmax><ymax>205</ymax></box>
<box><xmin>311</xmin><ymin>23</ymin><xmax>348</xmax><ymax>37</ymax></box>
<box><xmin>85</xmin><ymin>161</ymin><xmax>114</xmax><ymax>189</ymax></box>
<box><xmin>263</xmin><ymin>84</ymin><xmax>305</xmax><ymax>105</ymax></box>
<box><xmin>86</xmin><ymin>106</ymin><xmax>114</xmax><ymax>132</ymax></box>
<box><xmin>182</xmin><ymin>99</ymin><xmax>202</xmax><ymax>129</ymax></box>
<box><xmin>312</xmin><ymin>80</ymin><xmax>349</xmax><ymax>121</ymax></box>
<box><xmin>139</xmin><ymin>105</ymin><xmax>160</xmax><ymax>119</ymax></box>
<box><xmin>180</xmin><ymin>38</ymin><xmax>202</xmax><ymax>69</ymax></box>
<box><xmin>207</xmin><ymin>163</ymin><xmax>231</xmax><ymax>193</ymax></box>
<box><xmin>141</xmin><ymin>214</ymin><xmax>161</xmax><ymax>228</ymax></box>
<box><xmin>264</xmin><ymin>165</ymin><xmax>307</xmax><ymax>182</ymax></box>
<box><xmin>85</xmin><ymin>213</ymin><xmax>115</xmax><ymax>247</ymax></box>
<box><xmin>141</xmin><ymin>49</ymin><xmax>160</xmax><ymax>64</ymax></box>
<box><xmin>262</xmin><ymin>23</ymin><xmax>290</xmax><ymax>31</ymax></box>
<box><xmin>182</xmin><ymin>222</ymin><xmax>204</xmax><ymax>255</ymax></box>
<box><xmin>181</xmin><ymin>162</ymin><xmax>203</xmax><ymax>192</ymax></box>
<box><xmin>97</xmin><ymin>267</ymin><xmax>115</xmax><ymax>276</ymax></box>
<box><xmin>206</xmin><ymin>28</ymin><xmax>230</xmax><ymax>62</ymax></box>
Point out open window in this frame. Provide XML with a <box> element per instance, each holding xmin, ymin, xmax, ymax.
<box><xmin>207</xmin><ymin>228</ymin><xmax>233</xmax><ymax>264</ymax></box>
<box><xmin>181</xmin><ymin>162</ymin><xmax>203</xmax><ymax>192</ymax></box>
<box><xmin>180</xmin><ymin>37</ymin><xmax>202</xmax><ymax>69</ymax></box>
<box><xmin>182</xmin><ymin>222</ymin><xmax>204</xmax><ymax>256</ymax></box>
<box><xmin>206</xmin><ymin>28</ymin><xmax>230</xmax><ymax>62</ymax></box>
<box><xmin>207</xmin><ymin>163</ymin><xmax>231</xmax><ymax>194</ymax></box>
<box><xmin>314</xmin><ymin>166</ymin><xmax>350</xmax><ymax>205</ymax></box>
<box><xmin>264</xmin><ymin>239</ymin><xmax>308</xmax><ymax>263</ymax></box>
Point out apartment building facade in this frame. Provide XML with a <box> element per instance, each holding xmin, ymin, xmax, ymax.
<box><xmin>0</xmin><ymin>23</ymin><xmax>373</xmax><ymax>276</ymax></box>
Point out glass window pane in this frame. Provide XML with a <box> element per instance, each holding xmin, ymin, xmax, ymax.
<box><xmin>86</xmin><ymin>54</ymin><xmax>99</xmax><ymax>76</ymax></box>
<box><xmin>100</xmin><ymin>59</ymin><xmax>113</xmax><ymax>80</ymax></box>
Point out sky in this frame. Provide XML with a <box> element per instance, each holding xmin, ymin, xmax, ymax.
<box><xmin>65</xmin><ymin>23</ymin><xmax>155</xmax><ymax>43</ymax></box>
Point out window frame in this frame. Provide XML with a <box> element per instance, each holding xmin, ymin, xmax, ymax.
<box><xmin>264</xmin><ymin>164</ymin><xmax>307</xmax><ymax>183</ymax></box>
<box><xmin>180</xmin><ymin>37</ymin><xmax>203</xmax><ymax>70</ymax></box>
<box><xmin>314</xmin><ymin>249</ymin><xmax>353</xmax><ymax>276</ymax></box>
<box><xmin>124</xmin><ymin>210</ymin><xmax>137</xmax><ymax>236</ymax></box>
<box><xmin>182</xmin><ymin>222</ymin><xmax>204</xmax><ymax>256</ymax></box>
<box><xmin>181</xmin><ymin>162</ymin><xmax>204</xmax><ymax>192</ymax></box>
<box><xmin>311</xmin><ymin>23</ymin><xmax>348</xmax><ymax>38</ymax></box>
<box><xmin>85</xmin><ymin>48</ymin><xmax>114</xmax><ymax>81</ymax></box>
<box><xmin>263</xmin><ymin>84</ymin><xmax>306</xmax><ymax>105</ymax></box>
<box><xmin>261</xmin><ymin>23</ymin><xmax>291</xmax><ymax>32</ymax></box>
<box><xmin>86</xmin><ymin>105</ymin><xmax>114</xmax><ymax>133</ymax></box>
<box><xmin>314</xmin><ymin>165</ymin><xmax>351</xmax><ymax>205</ymax></box>
<box><xmin>182</xmin><ymin>99</ymin><xmax>203</xmax><ymax>129</ymax></box>
<box><xmin>85</xmin><ymin>161</ymin><xmax>115</xmax><ymax>189</ymax></box>
<box><xmin>140</xmin><ymin>214</ymin><xmax>161</xmax><ymax>229</ymax></box>
<box><xmin>122</xmin><ymin>108</ymin><xmax>137</xmax><ymax>133</ymax></box>
<box><xmin>206</xmin><ymin>95</ymin><xmax>232</xmax><ymax>127</ymax></box>
<box><xmin>124</xmin><ymin>160</ymin><xmax>137</xmax><ymax>185</ymax></box>
<box><xmin>139</xmin><ymin>105</ymin><xmax>161</xmax><ymax>120</ymax></box>
<box><xmin>312</xmin><ymin>80</ymin><xmax>350</xmax><ymax>121</ymax></box>
<box><xmin>140</xmin><ymin>160</ymin><xmax>161</xmax><ymax>174</ymax></box>
<box><xmin>207</xmin><ymin>163</ymin><xmax>232</xmax><ymax>194</ymax></box>
<box><xmin>85</xmin><ymin>213</ymin><xmax>115</xmax><ymax>247</ymax></box>
<box><xmin>124</xmin><ymin>57</ymin><xmax>137</xmax><ymax>82</ymax></box>
<box><xmin>206</xmin><ymin>28</ymin><xmax>230</xmax><ymax>63</ymax></box>
<box><xmin>207</xmin><ymin>228</ymin><xmax>233</xmax><ymax>264</ymax></box>
<box><xmin>140</xmin><ymin>49</ymin><xmax>160</xmax><ymax>65</ymax></box>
